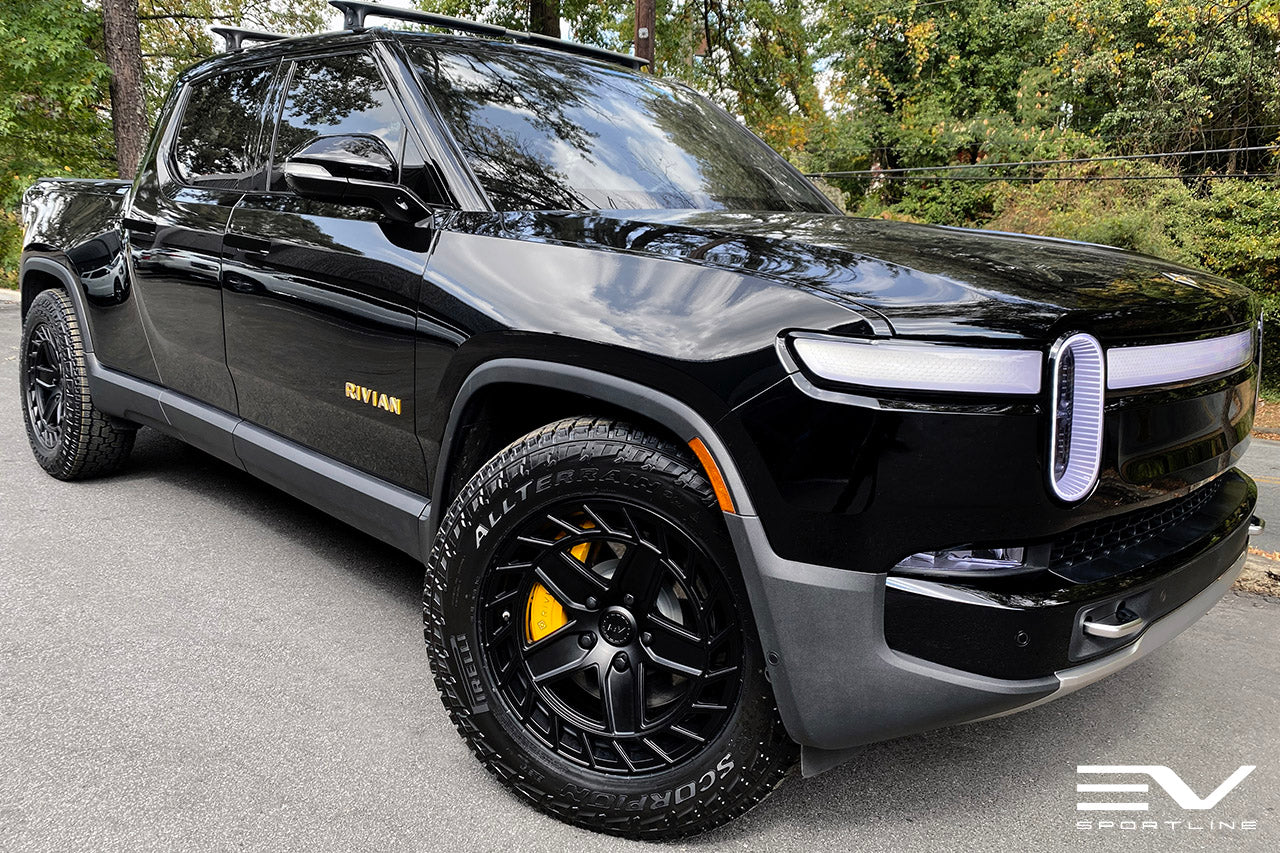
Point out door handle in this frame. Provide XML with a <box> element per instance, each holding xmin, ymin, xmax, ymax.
<box><xmin>224</xmin><ymin>233</ymin><xmax>273</xmax><ymax>255</ymax></box>
<box><xmin>1083</xmin><ymin>610</ymin><xmax>1146</xmax><ymax>639</ymax></box>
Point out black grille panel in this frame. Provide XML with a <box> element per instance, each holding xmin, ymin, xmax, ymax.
<box><xmin>1049</xmin><ymin>479</ymin><xmax>1224</xmax><ymax>582</ymax></box>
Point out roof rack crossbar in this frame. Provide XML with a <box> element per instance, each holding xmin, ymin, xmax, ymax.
<box><xmin>212</xmin><ymin>26</ymin><xmax>288</xmax><ymax>53</ymax></box>
<box><xmin>327</xmin><ymin>1</ymin><xmax>647</xmax><ymax>70</ymax></box>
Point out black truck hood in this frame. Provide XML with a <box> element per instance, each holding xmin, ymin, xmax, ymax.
<box><xmin>454</xmin><ymin>209</ymin><xmax>1256</xmax><ymax>343</ymax></box>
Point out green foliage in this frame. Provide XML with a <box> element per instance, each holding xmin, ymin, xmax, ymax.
<box><xmin>0</xmin><ymin>0</ymin><xmax>117</xmax><ymax>285</ymax></box>
<box><xmin>0</xmin><ymin>0</ymin><xmax>331</xmax><ymax>286</ymax></box>
<box><xmin>421</xmin><ymin>2</ymin><xmax>822</xmax><ymax>150</ymax></box>
<box><xmin>139</xmin><ymin>1</ymin><xmax>328</xmax><ymax>115</ymax></box>
<box><xmin>4</xmin><ymin>0</ymin><xmax>1280</xmax><ymax>401</ymax></box>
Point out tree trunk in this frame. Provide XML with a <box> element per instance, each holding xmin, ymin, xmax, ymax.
<box><xmin>102</xmin><ymin>0</ymin><xmax>147</xmax><ymax>178</ymax></box>
<box><xmin>530</xmin><ymin>0</ymin><xmax>560</xmax><ymax>38</ymax></box>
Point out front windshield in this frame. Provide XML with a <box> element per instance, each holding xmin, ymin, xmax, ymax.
<box><xmin>406</xmin><ymin>40</ymin><xmax>834</xmax><ymax>213</ymax></box>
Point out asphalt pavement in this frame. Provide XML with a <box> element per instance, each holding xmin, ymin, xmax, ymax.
<box><xmin>1</xmin><ymin>300</ymin><xmax>1277</xmax><ymax>852</ymax></box>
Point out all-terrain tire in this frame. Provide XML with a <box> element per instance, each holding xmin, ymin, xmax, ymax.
<box><xmin>423</xmin><ymin>417</ymin><xmax>796</xmax><ymax>839</ymax></box>
<box><xmin>19</xmin><ymin>288</ymin><xmax>136</xmax><ymax>479</ymax></box>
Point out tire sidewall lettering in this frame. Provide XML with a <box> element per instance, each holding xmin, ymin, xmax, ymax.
<box><xmin>556</xmin><ymin>752</ymin><xmax>738</xmax><ymax>813</ymax></box>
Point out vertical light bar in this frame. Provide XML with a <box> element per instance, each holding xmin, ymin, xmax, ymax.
<box><xmin>1050</xmin><ymin>333</ymin><xmax>1104</xmax><ymax>502</ymax></box>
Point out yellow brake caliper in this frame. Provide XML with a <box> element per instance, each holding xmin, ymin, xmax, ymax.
<box><xmin>525</xmin><ymin>522</ymin><xmax>595</xmax><ymax>643</ymax></box>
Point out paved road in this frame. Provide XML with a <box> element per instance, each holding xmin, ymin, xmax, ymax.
<box><xmin>1243</xmin><ymin>438</ymin><xmax>1280</xmax><ymax>555</ymax></box>
<box><xmin>1</xmin><ymin>300</ymin><xmax>1277</xmax><ymax>852</ymax></box>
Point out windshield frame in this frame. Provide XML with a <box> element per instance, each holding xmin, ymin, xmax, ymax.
<box><xmin>398</xmin><ymin>34</ymin><xmax>839</xmax><ymax>216</ymax></box>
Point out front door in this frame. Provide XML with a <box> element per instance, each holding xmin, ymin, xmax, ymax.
<box><xmin>222</xmin><ymin>48</ymin><xmax>432</xmax><ymax>493</ymax></box>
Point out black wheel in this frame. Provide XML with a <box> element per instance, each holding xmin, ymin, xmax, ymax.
<box><xmin>424</xmin><ymin>417</ymin><xmax>795</xmax><ymax>839</ymax></box>
<box><xmin>19</xmin><ymin>289</ymin><xmax>136</xmax><ymax>479</ymax></box>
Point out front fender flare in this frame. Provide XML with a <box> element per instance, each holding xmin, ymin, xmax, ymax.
<box><xmin>427</xmin><ymin>358</ymin><xmax>758</xmax><ymax>545</ymax></box>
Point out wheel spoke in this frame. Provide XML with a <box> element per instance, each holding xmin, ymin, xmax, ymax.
<box><xmin>643</xmin><ymin>737</ymin><xmax>675</xmax><ymax>765</ymax></box>
<box><xmin>32</xmin><ymin>365</ymin><xmax>58</xmax><ymax>387</ymax></box>
<box><xmin>533</xmin><ymin>549</ymin><xmax>608</xmax><ymax>610</ymax></box>
<box><xmin>601</xmin><ymin>659</ymin><xmax>643</xmax><ymax>735</ymax></box>
<box><xmin>524</xmin><ymin>632</ymin><xmax>592</xmax><ymax>684</ymax></box>
<box><xmin>643</xmin><ymin>616</ymin><xmax>708</xmax><ymax>677</ymax></box>
<box><xmin>607</xmin><ymin>540</ymin><xmax>665</xmax><ymax>608</ymax></box>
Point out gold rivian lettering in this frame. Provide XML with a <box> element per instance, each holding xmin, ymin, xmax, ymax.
<box><xmin>343</xmin><ymin>382</ymin><xmax>402</xmax><ymax>416</ymax></box>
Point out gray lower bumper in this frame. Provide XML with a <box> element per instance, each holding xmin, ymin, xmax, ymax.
<box><xmin>972</xmin><ymin>548</ymin><xmax>1246</xmax><ymax>721</ymax></box>
<box><xmin>724</xmin><ymin>514</ymin><xmax>1247</xmax><ymax>777</ymax></box>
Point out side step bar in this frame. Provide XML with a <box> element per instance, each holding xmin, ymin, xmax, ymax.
<box><xmin>87</xmin><ymin>356</ymin><xmax>430</xmax><ymax>560</ymax></box>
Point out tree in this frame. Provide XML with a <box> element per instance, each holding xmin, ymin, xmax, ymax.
<box><xmin>0</xmin><ymin>0</ymin><xmax>116</xmax><ymax>282</ymax></box>
<box><xmin>138</xmin><ymin>1</ymin><xmax>328</xmax><ymax>116</ymax></box>
<box><xmin>102</xmin><ymin>0</ymin><xmax>147</xmax><ymax>176</ymax></box>
<box><xmin>421</xmin><ymin>1</ymin><xmax>824</xmax><ymax>151</ymax></box>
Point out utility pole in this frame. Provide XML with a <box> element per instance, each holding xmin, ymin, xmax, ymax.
<box><xmin>635</xmin><ymin>0</ymin><xmax>655</xmax><ymax>67</ymax></box>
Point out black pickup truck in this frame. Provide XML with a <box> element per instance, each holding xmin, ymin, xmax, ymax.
<box><xmin>17</xmin><ymin>0</ymin><xmax>1263</xmax><ymax>839</ymax></box>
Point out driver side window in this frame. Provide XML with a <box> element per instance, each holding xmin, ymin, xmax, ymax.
<box><xmin>269</xmin><ymin>52</ymin><xmax>406</xmax><ymax>191</ymax></box>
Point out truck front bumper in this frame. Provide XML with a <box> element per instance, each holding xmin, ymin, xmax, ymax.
<box><xmin>725</xmin><ymin>470</ymin><xmax>1255</xmax><ymax>777</ymax></box>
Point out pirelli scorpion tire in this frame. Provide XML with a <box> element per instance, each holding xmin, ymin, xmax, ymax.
<box><xmin>424</xmin><ymin>417</ymin><xmax>796</xmax><ymax>839</ymax></box>
<box><xmin>19</xmin><ymin>289</ymin><xmax>135</xmax><ymax>480</ymax></box>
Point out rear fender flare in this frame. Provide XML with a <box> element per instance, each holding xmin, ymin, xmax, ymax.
<box><xmin>20</xmin><ymin>255</ymin><xmax>94</xmax><ymax>352</ymax></box>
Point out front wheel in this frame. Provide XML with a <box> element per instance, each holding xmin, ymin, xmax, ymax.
<box><xmin>424</xmin><ymin>417</ymin><xmax>795</xmax><ymax>839</ymax></box>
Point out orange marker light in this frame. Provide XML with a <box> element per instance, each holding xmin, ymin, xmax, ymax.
<box><xmin>689</xmin><ymin>437</ymin><xmax>736</xmax><ymax>514</ymax></box>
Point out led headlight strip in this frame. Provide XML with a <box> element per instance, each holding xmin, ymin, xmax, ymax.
<box><xmin>790</xmin><ymin>334</ymin><xmax>1043</xmax><ymax>395</ymax></box>
<box><xmin>788</xmin><ymin>324</ymin><xmax>1257</xmax><ymax>505</ymax></box>
<box><xmin>1107</xmin><ymin>328</ymin><xmax>1255</xmax><ymax>390</ymax></box>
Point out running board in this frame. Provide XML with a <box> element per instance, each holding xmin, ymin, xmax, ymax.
<box><xmin>87</xmin><ymin>356</ymin><xmax>430</xmax><ymax>560</ymax></box>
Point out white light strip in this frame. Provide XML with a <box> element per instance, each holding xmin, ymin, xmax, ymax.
<box><xmin>1051</xmin><ymin>333</ymin><xmax>1105</xmax><ymax>502</ymax></box>
<box><xmin>1107</xmin><ymin>329</ymin><xmax>1254</xmax><ymax>390</ymax></box>
<box><xmin>791</xmin><ymin>336</ymin><xmax>1043</xmax><ymax>394</ymax></box>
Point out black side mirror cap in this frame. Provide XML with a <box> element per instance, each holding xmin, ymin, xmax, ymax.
<box><xmin>283</xmin><ymin>134</ymin><xmax>431</xmax><ymax>222</ymax></box>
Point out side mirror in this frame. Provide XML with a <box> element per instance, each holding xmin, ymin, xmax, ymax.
<box><xmin>283</xmin><ymin>134</ymin><xmax>430</xmax><ymax>222</ymax></box>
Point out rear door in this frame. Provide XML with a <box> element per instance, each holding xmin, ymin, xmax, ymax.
<box><xmin>125</xmin><ymin>63</ymin><xmax>275</xmax><ymax>412</ymax></box>
<box><xmin>222</xmin><ymin>47</ymin><xmax>433</xmax><ymax>493</ymax></box>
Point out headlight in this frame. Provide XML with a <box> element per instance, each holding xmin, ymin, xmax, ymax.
<box><xmin>1106</xmin><ymin>327</ymin><xmax>1254</xmax><ymax>390</ymax></box>
<box><xmin>789</xmin><ymin>334</ymin><xmax>1042</xmax><ymax>395</ymax></box>
<box><xmin>895</xmin><ymin>547</ymin><xmax>1027</xmax><ymax>576</ymax></box>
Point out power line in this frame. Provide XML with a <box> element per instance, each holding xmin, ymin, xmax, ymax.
<box><xmin>816</xmin><ymin>172</ymin><xmax>1280</xmax><ymax>183</ymax></box>
<box><xmin>801</xmin><ymin>123</ymin><xmax>1280</xmax><ymax>153</ymax></box>
<box><xmin>804</xmin><ymin>144</ymin><xmax>1280</xmax><ymax>178</ymax></box>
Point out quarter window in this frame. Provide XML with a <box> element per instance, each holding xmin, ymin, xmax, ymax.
<box><xmin>270</xmin><ymin>52</ymin><xmax>406</xmax><ymax>191</ymax></box>
<box><xmin>172</xmin><ymin>66</ymin><xmax>273</xmax><ymax>189</ymax></box>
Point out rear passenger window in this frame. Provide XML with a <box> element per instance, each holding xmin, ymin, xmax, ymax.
<box><xmin>269</xmin><ymin>52</ymin><xmax>405</xmax><ymax>191</ymax></box>
<box><xmin>172</xmin><ymin>66</ymin><xmax>273</xmax><ymax>189</ymax></box>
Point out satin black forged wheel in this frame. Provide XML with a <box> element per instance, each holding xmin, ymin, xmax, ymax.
<box><xmin>481</xmin><ymin>497</ymin><xmax>744</xmax><ymax>775</ymax></box>
<box><xmin>424</xmin><ymin>417</ymin><xmax>796</xmax><ymax>839</ymax></box>
<box><xmin>19</xmin><ymin>289</ymin><xmax>136</xmax><ymax>480</ymax></box>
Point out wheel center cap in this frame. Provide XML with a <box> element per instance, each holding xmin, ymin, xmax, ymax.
<box><xmin>599</xmin><ymin>607</ymin><xmax>636</xmax><ymax>646</ymax></box>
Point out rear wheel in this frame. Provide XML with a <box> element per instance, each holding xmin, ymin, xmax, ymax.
<box><xmin>424</xmin><ymin>417</ymin><xmax>795</xmax><ymax>839</ymax></box>
<box><xmin>20</xmin><ymin>289</ymin><xmax>135</xmax><ymax>479</ymax></box>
